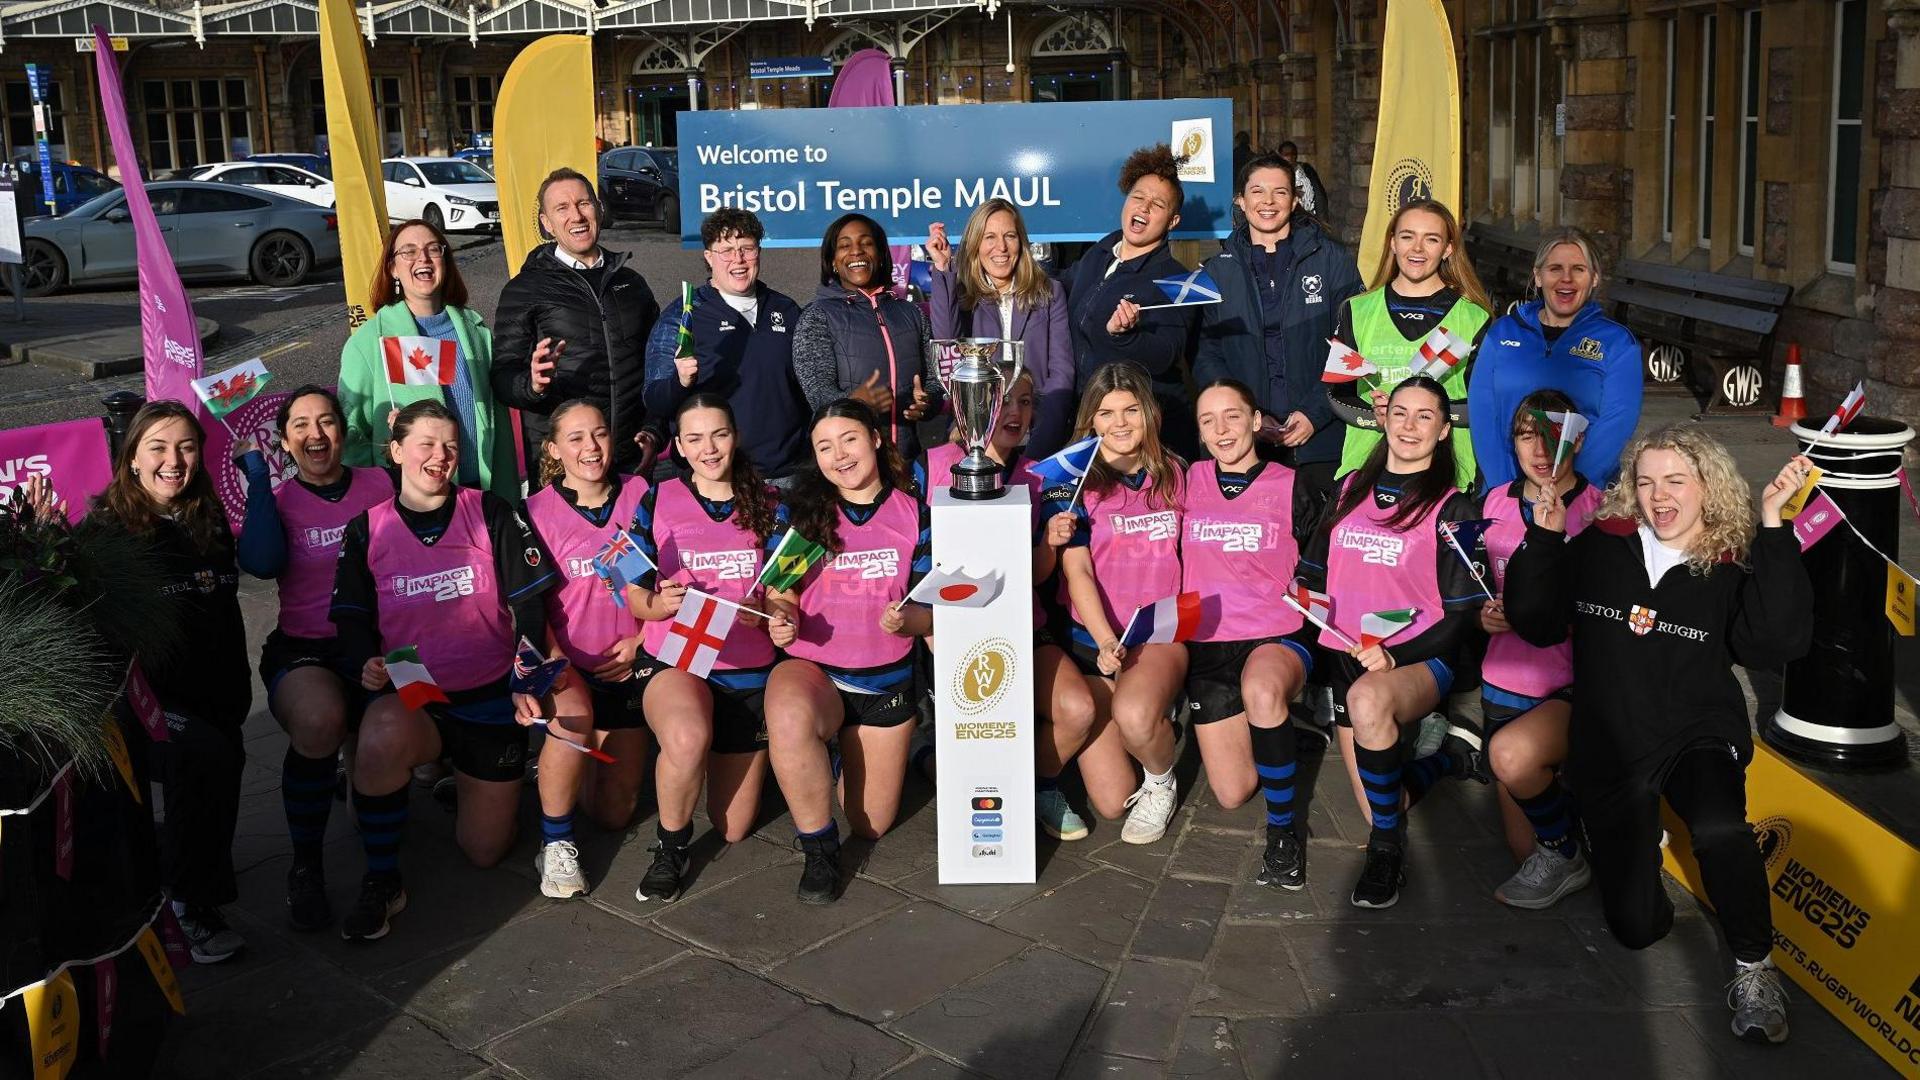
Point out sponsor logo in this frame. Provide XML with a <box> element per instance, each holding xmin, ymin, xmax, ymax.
<box><xmin>1574</xmin><ymin>600</ymin><xmax>1712</xmax><ymax>642</ymax></box>
<box><xmin>1336</xmin><ymin>525</ymin><xmax>1405</xmax><ymax>567</ymax></box>
<box><xmin>971</xmin><ymin>796</ymin><xmax>1003</xmax><ymax>811</ymax></box>
<box><xmin>1383</xmin><ymin>157</ymin><xmax>1436</xmax><ymax>215</ymax></box>
<box><xmin>1189</xmin><ymin>519</ymin><xmax>1265</xmax><ymax>552</ymax></box>
<box><xmin>566</xmin><ymin>556</ymin><xmax>598</xmax><ymax>579</ymax></box>
<box><xmin>1569</xmin><ymin>337</ymin><xmax>1606</xmax><ymax>362</ymax></box>
<box><xmin>686</xmin><ymin>548</ymin><xmax>757</xmax><ymax>581</ymax></box>
<box><xmin>952</xmin><ymin>636</ymin><xmax>1018</xmax><ymax>716</ymax></box>
<box><xmin>1499</xmin><ymin>339</ymin><xmax>1523</xmax><ymax>348</ymax></box>
<box><xmin>303</xmin><ymin>523</ymin><xmax>348</xmax><ymax>551</ymax></box>
<box><xmin>1755</xmin><ymin>816</ymin><xmax>1792</xmax><ymax>873</ymax></box>
<box><xmin>972</xmin><ymin>812</ymin><xmax>1004</xmax><ymax>827</ymax></box>
<box><xmin>524</xmin><ymin>547</ymin><xmax>542</xmax><ymax>568</ymax></box>
<box><xmin>1302</xmin><ymin>274</ymin><xmax>1322</xmax><ymax>296</ymax></box>
<box><xmin>1628</xmin><ymin>605</ymin><xmax>1657</xmax><ymax>636</ymax></box>
<box><xmin>390</xmin><ymin>566</ymin><xmax>478</xmax><ymax>602</ymax></box>
<box><xmin>1896</xmin><ymin>972</ymin><xmax>1920</xmax><ymax>1036</ymax></box>
<box><xmin>1771</xmin><ymin>855</ymin><xmax>1871</xmax><ymax>950</ymax></box>
<box><xmin>1113</xmin><ymin>510</ymin><xmax>1179</xmax><ymax>542</ymax></box>
<box><xmin>971</xmin><ymin>843</ymin><xmax>1002</xmax><ymax>858</ymax></box>
<box><xmin>972</xmin><ymin>829</ymin><xmax>1004</xmax><ymax>843</ymax></box>
<box><xmin>954</xmin><ymin>721</ymin><xmax>1018</xmax><ymax>740</ymax></box>
<box><xmin>717</xmin><ymin>320</ymin><xmax>736</xmax><ymax>331</ymax></box>
<box><xmin>831</xmin><ymin>549</ymin><xmax>899</xmax><ymax>580</ymax></box>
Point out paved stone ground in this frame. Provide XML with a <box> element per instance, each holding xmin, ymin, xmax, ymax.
<box><xmin>145</xmin><ymin>399</ymin><xmax>1911</xmax><ymax>1079</ymax></box>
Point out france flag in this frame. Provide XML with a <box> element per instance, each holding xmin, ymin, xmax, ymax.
<box><xmin>1121</xmin><ymin>592</ymin><xmax>1203</xmax><ymax>648</ymax></box>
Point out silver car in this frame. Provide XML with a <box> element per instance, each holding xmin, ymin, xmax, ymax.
<box><xmin>15</xmin><ymin>181</ymin><xmax>342</xmax><ymax>297</ymax></box>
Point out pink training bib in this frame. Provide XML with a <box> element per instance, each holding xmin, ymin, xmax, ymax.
<box><xmin>787</xmin><ymin>488</ymin><xmax>919</xmax><ymax>671</ymax></box>
<box><xmin>1182</xmin><ymin>460</ymin><xmax>1304</xmax><ymax>642</ymax></box>
<box><xmin>274</xmin><ymin>467</ymin><xmax>392</xmax><ymax>639</ymax></box>
<box><xmin>642</xmin><ymin>478</ymin><xmax>777</xmax><ymax>671</ymax></box>
<box><xmin>1320</xmin><ymin>480</ymin><xmax>1452</xmax><ymax>651</ymax></box>
<box><xmin>1064</xmin><ymin>475</ymin><xmax>1182</xmax><ymax>635</ymax></box>
<box><xmin>1481</xmin><ymin>480</ymin><xmax>1604</xmax><ymax>696</ymax></box>
<box><xmin>366</xmin><ymin>487</ymin><xmax>514</xmax><ymax>693</ymax></box>
<box><xmin>527</xmin><ymin>477</ymin><xmax>649</xmax><ymax>670</ymax></box>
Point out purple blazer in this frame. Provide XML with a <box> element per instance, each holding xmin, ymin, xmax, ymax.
<box><xmin>929</xmin><ymin>265</ymin><xmax>1075</xmax><ymax>459</ymax></box>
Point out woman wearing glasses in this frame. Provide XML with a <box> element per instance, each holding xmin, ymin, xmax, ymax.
<box><xmin>339</xmin><ymin>219</ymin><xmax>520</xmax><ymax>499</ymax></box>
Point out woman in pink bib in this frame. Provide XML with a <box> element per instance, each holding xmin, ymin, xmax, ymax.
<box><xmin>1047</xmin><ymin>363</ymin><xmax>1187</xmax><ymax>847</ymax></box>
<box><xmin>1182</xmin><ymin>380</ymin><xmax>1324</xmax><ymax>891</ymax></box>
<box><xmin>235</xmin><ymin>386</ymin><xmax>393</xmax><ymax>934</ymax></box>
<box><xmin>522</xmin><ymin>400</ymin><xmax>652</xmax><ymax>901</ymax></box>
<box><xmin>625</xmin><ymin>393</ymin><xmax>785</xmax><ymax>904</ymax></box>
<box><xmin>764</xmin><ymin>399</ymin><xmax>932</xmax><ymax>904</ymax></box>
<box><xmin>1295</xmin><ymin>375</ymin><xmax>1489</xmax><ymax>910</ymax></box>
<box><xmin>328</xmin><ymin>401</ymin><xmax>558</xmax><ymax>944</ymax></box>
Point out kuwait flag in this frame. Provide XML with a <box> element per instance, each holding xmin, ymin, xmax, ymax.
<box><xmin>1409</xmin><ymin>325</ymin><xmax>1474</xmax><ymax>379</ymax></box>
<box><xmin>385</xmin><ymin>646</ymin><xmax>449</xmax><ymax>709</ymax></box>
<box><xmin>659</xmin><ymin>589</ymin><xmax>735</xmax><ymax>679</ymax></box>
<box><xmin>758</xmin><ymin>529</ymin><xmax>829</xmax><ymax>592</ymax></box>
<box><xmin>904</xmin><ymin>566</ymin><xmax>1004</xmax><ymax>608</ymax></box>
<box><xmin>1358</xmin><ymin>609</ymin><xmax>1418</xmax><ymax>649</ymax></box>
<box><xmin>382</xmin><ymin>335</ymin><xmax>459</xmax><ymax>386</ymax></box>
<box><xmin>1322</xmin><ymin>340</ymin><xmax>1379</xmax><ymax>384</ymax></box>
<box><xmin>189</xmin><ymin>357</ymin><xmax>272</xmax><ymax>418</ymax></box>
<box><xmin>1120</xmin><ymin>591</ymin><xmax>1202</xmax><ymax>648</ymax></box>
<box><xmin>1819</xmin><ymin>381</ymin><xmax>1866</xmax><ymax>437</ymax></box>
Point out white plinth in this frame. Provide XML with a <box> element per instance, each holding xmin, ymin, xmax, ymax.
<box><xmin>932</xmin><ymin>486</ymin><xmax>1036</xmax><ymax>884</ymax></box>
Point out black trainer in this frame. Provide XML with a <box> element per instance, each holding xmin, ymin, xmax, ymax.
<box><xmin>1256</xmin><ymin>825</ymin><xmax>1307</xmax><ymax>891</ymax></box>
<box><xmin>634</xmin><ymin>842</ymin><xmax>690</xmax><ymax>903</ymax></box>
<box><xmin>795</xmin><ymin>833</ymin><xmax>841</xmax><ymax>905</ymax></box>
<box><xmin>1350</xmin><ymin>835</ymin><xmax>1406</xmax><ymax>909</ymax></box>
<box><xmin>1441</xmin><ymin>720</ymin><xmax>1491</xmax><ymax>785</ymax></box>
<box><xmin>285</xmin><ymin>862</ymin><xmax>332</xmax><ymax>932</ymax></box>
<box><xmin>341</xmin><ymin>875</ymin><xmax>407</xmax><ymax>943</ymax></box>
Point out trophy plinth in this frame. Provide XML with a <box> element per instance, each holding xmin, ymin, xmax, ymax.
<box><xmin>936</xmin><ymin>337</ymin><xmax>1025</xmax><ymax>501</ymax></box>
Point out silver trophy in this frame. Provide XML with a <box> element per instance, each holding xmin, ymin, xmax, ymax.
<box><xmin>938</xmin><ymin>337</ymin><xmax>1026</xmax><ymax>500</ymax></box>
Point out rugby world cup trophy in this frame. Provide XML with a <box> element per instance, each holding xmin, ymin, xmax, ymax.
<box><xmin>930</xmin><ymin>336</ymin><xmax>1036</xmax><ymax>883</ymax></box>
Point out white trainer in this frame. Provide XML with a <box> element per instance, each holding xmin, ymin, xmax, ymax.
<box><xmin>1120</xmin><ymin>778</ymin><xmax>1179</xmax><ymax>845</ymax></box>
<box><xmin>536</xmin><ymin>840</ymin><xmax>588</xmax><ymax>899</ymax></box>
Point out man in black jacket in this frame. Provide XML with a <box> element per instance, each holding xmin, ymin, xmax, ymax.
<box><xmin>491</xmin><ymin>168</ymin><xmax>662</xmax><ymax>485</ymax></box>
<box><xmin>1279</xmin><ymin>141</ymin><xmax>1331</xmax><ymax>221</ymax></box>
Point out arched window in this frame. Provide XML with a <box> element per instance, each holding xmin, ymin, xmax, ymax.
<box><xmin>1030</xmin><ymin>14</ymin><xmax>1114</xmax><ymax>57</ymax></box>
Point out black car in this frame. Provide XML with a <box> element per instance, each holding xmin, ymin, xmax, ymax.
<box><xmin>597</xmin><ymin>146</ymin><xmax>679</xmax><ymax>234</ymax></box>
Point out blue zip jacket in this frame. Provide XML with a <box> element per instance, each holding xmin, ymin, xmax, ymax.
<box><xmin>644</xmin><ymin>282</ymin><xmax>808</xmax><ymax>476</ymax></box>
<box><xmin>1065</xmin><ymin>230</ymin><xmax>1199</xmax><ymax>451</ymax></box>
<box><xmin>1468</xmin><ymin>299</ymin><xmax>1643</xmax><ymax>489</ymax></box>
<box><xmin>1192</xmin><ymin>216</ymin><xmax>1363</xmax><ymax>466</ymax></box>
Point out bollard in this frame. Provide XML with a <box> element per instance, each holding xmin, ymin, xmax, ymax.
<box><xmin>101</xmin><ymin>390</ymin><xmax>145</xmax><ymax>458</ymax></box>
<box><xmin>1763</xmin><ymin>415</ymin><xmax>1916</xmax><ymax>768</ymax></box>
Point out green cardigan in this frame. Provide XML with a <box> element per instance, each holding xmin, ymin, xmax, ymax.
<box><xmin>337</xmin><ymin>301</ymin><xmax>520</xmax><ymax>499</ymax></box>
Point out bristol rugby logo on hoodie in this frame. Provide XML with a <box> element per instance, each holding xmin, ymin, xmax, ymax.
<box><xmin>1629</xmin><ymin>605</ymin><xmax>1657</xmax><ymax>636</ymax></box>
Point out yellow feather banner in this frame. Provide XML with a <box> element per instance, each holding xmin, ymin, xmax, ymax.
<box><xmin>22</xmin><ymin>971</ymin><xmax>78</xmax><ymax>1080</ymax></box>
<box><xmin>494</xmin><ymin>35</ymin><xmax>597</xmax><ymax>271</ymax></box>
<box><xmin>318</xmin><ymin>0</ymin><xmax>391</xmax><ymax>329</ymax></box>
<box><xmin>1356</xmin><ymin>0</ymin><xmax>1462</xmax><ymax>278</ymax></box>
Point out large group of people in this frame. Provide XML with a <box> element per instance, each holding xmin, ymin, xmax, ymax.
<box><xmin>77</xmin><ymin>140</ymin><xmax>1818</xmax><ymax>1047</ymax></box>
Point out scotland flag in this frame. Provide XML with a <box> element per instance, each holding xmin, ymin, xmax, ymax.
<box><xmin>1147</xmin><ymin>268</ymin><xmax>1223</xmax><ymax>307</ymax></box>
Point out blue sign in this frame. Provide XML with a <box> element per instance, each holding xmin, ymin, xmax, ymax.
<box><xmin>749</xmin><ymin>57</ymin><xmax>832</xmax><ymax>80</ymax></box>
<box><xmin>678</xmin><ymin>99</ymin><xmax>1234</xmax><ymax>247</ymax></box>
<box><xmin>24</xmin><ymin>65</ymin><xmax>53</xmax><ymax>214</ymax></box>
<box><xmin>971</xmin><ymin>812</ymin><xmax>1003</xmax><ymax>827</ymax></box>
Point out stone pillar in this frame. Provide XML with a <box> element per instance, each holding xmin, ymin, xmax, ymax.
<box><xmin>1556</xmin><ymin>14</ymin><xmax>1632</xmax><ymax>259</ymax></box>
<box><xmin>1332</xmin><ymin>42</ymin><xmax>1381</xmax><ymax>247</ymax></box>
<box><xmin>1873</xmin><ymin>0</ymin><xmax>1920</xmax><ymax>449</ymax></box>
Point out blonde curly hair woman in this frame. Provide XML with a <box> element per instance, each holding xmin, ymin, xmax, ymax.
<box><xmin>1502</xmin><ymin>426</ymin><xmax>1814</xmax><ymax>1046</ymax></box>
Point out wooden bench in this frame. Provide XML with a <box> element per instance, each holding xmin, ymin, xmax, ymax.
<box><xmin>1465</xmin><ymin>222</ymin><xmax>1536</xmax><ymax>316</ymax></box>
<box><xmin>1608</xmin><ymin>260</ymin><xmax>1793</xmax><ymax>415</ymax></box>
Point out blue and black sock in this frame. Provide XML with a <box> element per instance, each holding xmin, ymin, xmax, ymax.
<box><xmin>1251</xmin><ymin>724</ymin><xmax>1297</xmax><ymax>833</ymax></box>
<box><xmin>541</xmin><ymin>811</ymin><xmax>575</xmax><ymax>846</ymax></box>
<box><xmin>1353</xmin><ymin>742</ymin><xmax>1404</xmax><ymax>842</ymax></box>
<box><xmin>282</xmin><ymin>746</ymin><xmax>336</xmax><ymax>867</ymax></box>
<box><xmin>1514</xmin><ymin>780</ymin><xmax>1579</xmax><ymax>858</ymax></box>
<box><xmin>1401</xmin><ymin>752</ymin><xmax>1453</xmax><ymax>809</ymax></box>
<box><xmin>352</xmin><ymin>785</ymin><xmax>410</xmax><ymax>881</ymax></box>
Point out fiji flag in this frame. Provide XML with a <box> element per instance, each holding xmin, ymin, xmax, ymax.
<box><xmin>592</xmin><ymin>529</ymin><xmax>655</xmax><ymax>594</ymax></box>
<box><xmin>1029</xmin><ymin>435</ymin><xmax>1101</xmax><ymax>491</ymax></box>
<box><xmin>1120</xmin><ymin>592</ymin><xmax>1203</xmax><ymax>648</ymax></box>
<box><xmin>1148</xmin><ymin>268</ymin><xmax>1223</xmax><ymax>307</ymax></box>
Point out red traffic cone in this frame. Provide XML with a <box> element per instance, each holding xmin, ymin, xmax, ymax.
<box><xmin>1773</xmin><ymin>344</ymin><xmax>1808</xmax><ymax>427</ymax></box>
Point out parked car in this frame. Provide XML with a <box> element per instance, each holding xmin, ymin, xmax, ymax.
<box><xmin>453</xmin><ymin>147</ymin><xmax>494</xmax><ymax>176</ymax></box>
<box><xmin>598</xmin><ymin>146</ymin><xmax>679</xmax><ymax>233</ymax></box>
<box><xmin>9</xmin><ymin>160</ymin><xmax>119</xmax><ymax>217</ymax></box>
<box><xmin>380</xmin><ymin>157</ymin><xmax>499</xmax><ymax>233</ymax></box>
<box><xmin>248</xmin><ymin>152</ymin><xmax>331</xmax><ymax>179</ymax></box>
<box><xmin>13</xmin><ymin>181</ymin><xmax>340</xmax><ymax>297</ymax></box>
<box><xmin>185</xmin><ymin>161</ymin><xmax>335</xmax><ymax>207</ymax></box>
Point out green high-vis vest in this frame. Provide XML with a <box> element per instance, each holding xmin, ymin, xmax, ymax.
<box><xmin>1335</xmin><ymin>287</ymin><xmax>1491</xmax><ymax>492</ymax></box>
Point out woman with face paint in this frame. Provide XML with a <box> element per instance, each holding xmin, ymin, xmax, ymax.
<box><xmin>1504</xmin><ymin>430</ymin><xmax>1813</xmax><ymax>1046</ymax></box>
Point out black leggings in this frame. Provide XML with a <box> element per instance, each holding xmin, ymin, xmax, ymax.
<box><xmin>155</xmin><ymin>709</ymin><xmax>247</xmax><ymax>909</ymax></box>
<box><xmin>1581</xmin><ymin>743</ymin><xmax>1772</xmax><ymax>963</ymax></box>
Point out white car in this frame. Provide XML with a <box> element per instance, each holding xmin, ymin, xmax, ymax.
<box><xmin>186</xmin><ymin>161</ymin><xmax>335</xmax><ymax>208</ymax></box>
<box><xmin>381</xmin><ymin>157</ymin><xmax>500</xmax><ymax>233</ymax></box>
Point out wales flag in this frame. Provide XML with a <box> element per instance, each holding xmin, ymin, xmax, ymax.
<box><xmin>758</xmin><ymin>529</ymin><xmax>828</xmax><ymax>592</ymax></box>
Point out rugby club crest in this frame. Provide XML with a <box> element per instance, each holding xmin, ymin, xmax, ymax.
<box><xmin>1628</xmin><ymin>605</ymin><xmax>1657</xmax><ymax>636</ymax></box>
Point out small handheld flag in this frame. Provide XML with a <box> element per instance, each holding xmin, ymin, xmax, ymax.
<box><xmin>1029</xmin><ymin>435</ymin><xmax>1101</xmax><ymax>493</ymax></box>
<box><xmin>1437</xmin><ymin>518</ymin><xmax>1497</xmax><ymax>600</ymax></box>
<box><xmin>1358</xmin><ymin>609</ymin><xmax>1418</xmax><ymax>649</ymax></box>
<box><xmin>1137</xmin><ymin>268</ymin><xmax>1223</xmax><ymax>310</ymax></box>
<box><xmin>1120</xmin><ymin>592</ymin><xmax>1202</xmax><ymax>648</ymax></box>
<box><xmin>758</xmin><ymin>529</ymin><xmax>829</xmax><ymax>592</ymax></box>
<box><xmin>592</xmin><ymin>529</ymin><xmax>655</xmax><ymax>594</ymax></box>
<box><xmin>1408</xmin><ymin>325</ymin><xmax>1474</xmax><ymax>379</ymax></box>
<box><xmin>528</xmin><ymin>720</ymin><xmax>617</xmax><ymax>763</ymax></box>
<box><xmin>189</xmin><ymin>358</ymin><xmax>272</xmax><ymax>421</ymax></box>
<box><xmin>674</xmin><ymin>281</ymin><xmax>696</xmax><ymax>366</ymax></box>
<box><xmin>1527</xmin><ymin>409</ymin><xmax>1591</xmax><ymax>473</ymax></box>
<box><xmin>385</xmin><ymin>646</ymin><xmax>449</xmax><ymax>710</ymax></box>
<box><xmin>1792</xmin><ymin>492</ymin><xmax>1843</xmax><ymax>552</ymax></box>
<box><xmin>509</xmin><ymin>636</ymin><xmax>569</xmax><ymax>697</ymax></box>
<box><xmin>382</xmin><ymin>336</ymin><xmax>459</xmax><ymax>387</ymax></box>
<box><xmin>1321</xmin><ymin>340</ymin><xmax>1379</xmax><ymax>385</ymax></box>
<box><xmin>1282</xmin><ymin>582</ymin><xmax>1357</xmax><ymax>649</ymax></box>
<box><xmin>1818</xmin><ymin>382</ymin><xmax>1866</xmax><ymax>438</ymax></box>
<box><xmin>903</xmin><ymin>566</ymin><xmax>1004</xmax><ymax>609</ymax></box>
<box><xmin>659</xmin><ymin>589</ymin><xmax>736</xmax><ymax>679</ymax></box>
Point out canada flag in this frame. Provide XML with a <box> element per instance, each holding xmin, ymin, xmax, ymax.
<box><xmin>382</xmin><ymin>336</ymin><xmax>459</xmax><ymax>386</ymax></box>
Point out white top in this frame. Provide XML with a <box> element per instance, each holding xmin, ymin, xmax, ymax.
<box><xmin>995</xmin><ymin>293</ymin><xmax>1015</xmax><ymax>336</ymax></box>
<box><xmin>1638</xmin><ymin>524</ymin><xmax>1691</xmax><ymax>588</ymax></box>
<box><xmin>552</xmin><ymin>246</ymin><xmax>604</xmax><ymax>270</ymax></box>
<box><xmin>720</xmin><ymin>289</ymin><xmax>758</xmax><ymax>325</ymax></box>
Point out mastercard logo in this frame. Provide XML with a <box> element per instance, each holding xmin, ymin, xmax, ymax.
<box><xmin>972</xmin><ymin>797</ymin><xmax>1002</xmax><ymax>811</ymax></box>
